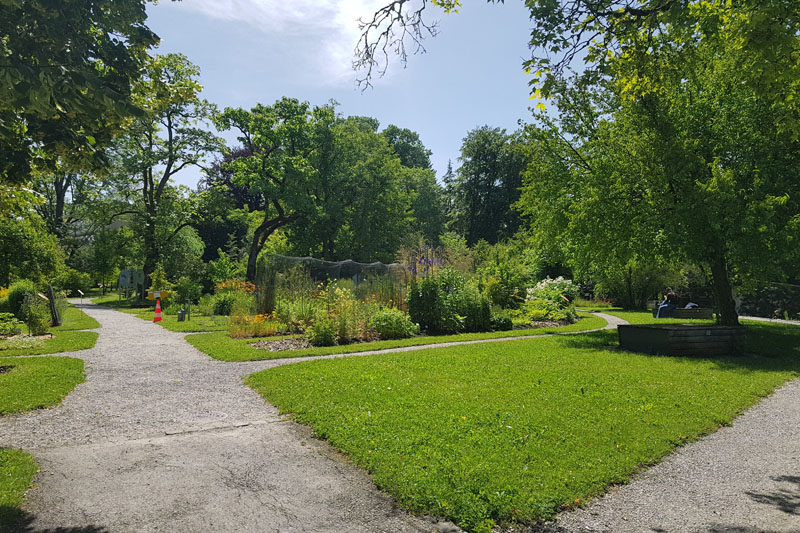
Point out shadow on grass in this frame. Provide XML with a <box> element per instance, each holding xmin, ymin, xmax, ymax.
<box><xmin>1</xmin><ymin>507</ymin><xmax>107</xmax><ymax>533</ymax></box>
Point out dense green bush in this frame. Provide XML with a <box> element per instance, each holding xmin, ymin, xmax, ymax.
<box><xmin>407</xmin><ymin>269</ymin><xmax>494</xmax><ymax>334</ymax></box>
<box><xmin>21</xmin><ymin>297</ymin><xmax>50</xmax><ymax>335</ymax></box>
<box><xmin>489</xmin><ymin>312</ymin><xmax>514</xmax><ymax>331</ymax></box>
<box><xmin>0</xmin><ymin>312</ymin><xmax>24</xmax><ymax>337</ymax></box>
<box><xmin>56</xmin><ymin>268</ymin><xmax>92</xmax><ymax>296</ymax></box>
<box><xmin>524</xmin><ymin>277</ymin><xmax>579</xmax><ymax>323</ymax></box>
<box><xmin>212</xmin><ymin>292</ymin><xmax>255</xmax><ymax>316</ymax></box>
<box><xmin>8</xmin><ymin>280</ymin><xmax>36</xmax><ymax>318</ymax></box>
<box><xmin>307</xmin><ymin>311</ymin><xmax>337</xmax><ymax>346</ymax></box>
<box><xmin>368</xmin><ymin>308</ymin><xmax>419</xmax><ymax>339</ymax></box>
<box><xmin>174</xmin><ymin>276</ymin><xmax>203</xmax><ymax>303</ymax></box>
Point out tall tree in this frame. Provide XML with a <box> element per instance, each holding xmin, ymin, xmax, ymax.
<box><xmin>111</xmin><ymin>53</ymin><xmax>220</xmax><ymax>285</ymax></box>
<box><xmin>214</xmin><ymin>98</ymin><xmax>321</xmax><ymax>281</ymax></box>
<box><xmin>382</xmin><ymin>124</ymin><xmax>432</xmax><ymax>169</ymax></box>
<box><xmin>448</xmin><ymin>126</ymin><xmax>524</xmax><ymax>245</ymax></box>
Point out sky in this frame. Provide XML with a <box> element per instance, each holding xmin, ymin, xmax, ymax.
<box><xmin>144</xmin><ymin>0</ymin><xmax>536</xmax><ymax>189</ymax></box>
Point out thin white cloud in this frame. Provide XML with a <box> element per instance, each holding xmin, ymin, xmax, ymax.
<box><xmin>182</xmin><ymin>0</ymin><xmax>391</xmax><ymax>85</ymax></box>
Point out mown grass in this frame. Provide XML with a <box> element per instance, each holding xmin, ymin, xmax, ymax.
<box><xmin>51</xmin><ymin>305</ymin><xmax>100</xmax><ymax>331</ymax></box>
<box><xmin>605</xmin><ymin>309</ymin><xmax>715</xmax><ymax>325</ymax></box>
<box><xmin>0</xmin><ymin>449</ymin><xmax>38</xmax><ymax>532</ymax></box>
<box><xmin>0</xmin><ymin>331</ymin><xmax>98</xmax><ymax>357</ymax></box>
<box><xmin>187</xmin><ymin>314</ymin><xmax>607</xmax><ymax>362</ymax></box>
<box><xmin>93</xmin><ymin>293</ymin><xmax>228</xmax><ymax>332</ymax></box>
<box><xmin>0</xmin><ymin>356</ymin><xmax>85</xmax><ymax>414</ymax></box>
<box><xmin>246</xmin><ymin>322</ymin><xmax>800</xmax><ymax>532</ymax></box>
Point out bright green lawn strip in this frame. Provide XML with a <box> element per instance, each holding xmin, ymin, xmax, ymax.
<box><xmin>605</xmin><ymin>309</ymin><xmax>715</xmax><ymax>325</ymax></box>
<box><xmin>133</xmin><ymin>311</ymin><xmax>229</xmax><ymax>332</ymax></box>
<box><xmin>246</xmin><ymin>323</ymin><xmax>800</xmax><ymax>532</ymax></box>
<box><xmin>0</xmin><ymin>449</ymin><xmax>38</xmax><ymax>531</ymax></box>
<box><xmin>188</xmin><ymin>314</ymin><xmax>607</xmax><ymax>362</ymax></box>
<box><xmin>0</xmin><ymin>356</ymin><xmax>85</xmax><ymax>414</ymax></box>
<box><xmin>0</xmin><ymin>331</ymin><xmax>98</xmax><ymax>357</ymax></box>
<box><xmin>51</xmin><ymin>305</ymin><xmax>100</xmax><ymax>331</ymax></box>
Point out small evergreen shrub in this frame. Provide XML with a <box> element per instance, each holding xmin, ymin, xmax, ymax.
<box><xmin>368</xmin><ymin>308</ymin><xmax>419</xmax><ymax>339</ymax></box>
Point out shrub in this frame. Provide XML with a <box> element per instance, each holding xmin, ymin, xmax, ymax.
<box><xmin>407</xmin><ymin>269</ymin><xmax>465</xmax><ymax>334</ymax></box>
<box><xmin>212</xmin><ymin>292</ymin><xmax>255</xmax><ymax>316</ymax></box>
<box><xmin>489</xmin><ymin>312</ymin><xmax>513</xmax><ymax>331</ymax></box>
<box><xmin>526</xmin><ymin>276</ymin><xmax>580</xmax><ymax>303</ymax></box>
<box><xmin>307</xmin><ymin>311</ymin><xmax>337</xmax><ymax>346</ymax></box>
<box><xmin>456</xmin><ymin>285</ymin><xmax>492</xmax><ymax>333</ymax></box>
<box><xmin>21</xmin><ymin>296</ymin><xmax>50</xmax><ymax>335</ymax></box>
<box><xmin>0</xmin><ymin>312</ymin><xmax>24</xmax><ymax>337</ymax></box>
<box><xmin>229</xmin><ymin>311</ymin><xmax>284</xmax><ymax>338</ymax></box>
<box><xmin>56</xmin><ymin>268</ymin><xmax>92</xmax><ymax>296</ymax></box>
<box><xmin>197</xmin><ymin>294</ymin><xmax>215</xmax><ymax>316</ymax></box>
<box><xmin>368</xmin><ymin>308</ymin><xmax>419</xmax><ymax>339</ymax></box>
<box><xmin>214</xmin><ymin>278</ymin><xmax>256</xmax><ymax>294</ymax></box>
<box><xmin>174</xmin><ymin>276</ymin><xmax>203</xmax><ymax>303</ymax></box>
<box><xmin>8</xmin><ymin>280</ymin><xmax>36</xmax><ymax>318</ymax></box>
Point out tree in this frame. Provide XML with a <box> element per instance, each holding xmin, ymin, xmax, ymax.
<box><xmin>382</xmin><ymin>124</ymin><xmax>432</xmax><ymax>169</ymax></box>
<box><xmin>214</xmin><ymin>98</ymin><xmax>321</xmax><ymax>281</ymax></box>
<box><xmin>0</xmin><ymin>213</ymin><xmax>64</xmax><ymax>286</ymax></box>
<box><xmin>0</xmin><ymin>0</ymin><xmax>161</xmax><ymax>185</ymax></box>
<box><xmin>111</xmin><ymin>53</ymin><xmax>220</xmax><ymax>286</ymax></box>
<box><xmin>448</xmin><ymin>126</ymin><xmax>524</xmax><ymax>245</ymax></box>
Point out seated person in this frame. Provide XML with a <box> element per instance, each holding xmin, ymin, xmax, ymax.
<box><xmin>656</xmin><ymin>288</ymin><xmax>678</xmax><ymax>318</ymax></box>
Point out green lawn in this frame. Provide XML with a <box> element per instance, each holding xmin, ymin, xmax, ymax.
<box><xmin>51</xmin><ymin>305</ymin><xmax>100</xmax><ymax>331</ymax></box>
<box><xmin>0</xmin><ymin>356</ymin><xmax>85</xmax><ymax>414</ymax></box>
<box><xmin>94</xmin><ymin>293</ymin><xmax>228</xmax><ymax>332</ymax></box>
<box><xmin>605</xmin><ymin>309</ymin><xmax>715</xmax><ymax>325</ymax></box>
<box><xmin>0</xmin><ymin>330</ymin><xmax>98</xmax><ymax>357</ymax></box>
<box><xmin>0</xmin><ymin>449</ymin><xmax>38</xmax><ymax>532</ymax></box>
<box><xmin>246</xmin><ymin>322</ymin><xmax>800</xmax><ymax>532</ymax></box>
<box><xmin>188</xmin><ymin>314</ymin><xmax>607</xmax><ymax>362</ymax></box>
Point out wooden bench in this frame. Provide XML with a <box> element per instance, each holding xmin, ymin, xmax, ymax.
<box><xmin>651</xmin><ymin>307</ymin><xmax>714</xmax><ymax>319</ymax></box>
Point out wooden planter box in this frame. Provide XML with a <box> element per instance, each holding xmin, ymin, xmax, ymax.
<box><xmin>618</xmin><ymin>324</ymin><xmax>744</xmax><ymax>356</ymax></box>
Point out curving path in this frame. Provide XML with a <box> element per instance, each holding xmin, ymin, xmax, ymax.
<box><xmin>1</xmin><ymin>302</ymin><xmax>456</xmax><ymax>533</ymax></box>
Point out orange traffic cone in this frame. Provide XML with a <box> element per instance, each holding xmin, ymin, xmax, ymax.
<box><xmin>153</xmin><ymin>298</ymin><xmax>163</xmax><ymax>322</ymax></box>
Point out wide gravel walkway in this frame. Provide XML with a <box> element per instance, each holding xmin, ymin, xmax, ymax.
<box><xmin>1</xmin><ymin>303</ymin><xmax>455</xmax><ymax>533</ymax></box>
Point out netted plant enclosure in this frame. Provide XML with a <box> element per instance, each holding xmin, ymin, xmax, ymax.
<box><xmin>255</xmin><ymin>254</ymin><xmax>408</xmax><ymax>314</ymax></box>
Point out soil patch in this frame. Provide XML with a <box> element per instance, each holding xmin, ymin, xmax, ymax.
<box><xmin>250</xmin><ymin>338</ymin><xmax>312</xmax><ymax>352</ymax></box>
<box><xmin>0</xmin><ymin>365</ymin><xmax>13</xmax><ymax>374</ymax></box>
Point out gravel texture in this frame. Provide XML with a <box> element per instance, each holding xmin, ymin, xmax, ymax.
<box><xmin>1</xmin><ymin>302</ymin><xmax>449</xmax><ymax>532</ymax></box>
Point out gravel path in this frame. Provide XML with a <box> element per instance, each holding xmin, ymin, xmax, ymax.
<box><xmin>1</xmin><ymin>302</ymin><xmax>455</xmax><ymax>533</ymax></box>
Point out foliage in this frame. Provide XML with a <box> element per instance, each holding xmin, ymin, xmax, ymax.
<box><xmin>0</xmin><ymin>312</ymin><xmax>23</xmax><ymax>337</ymax></box>
<box><xmin>0</xmin><ymin>0</ymin><xmax>158</xmax><ymax>184</ymax></box>
<box><xmin>246</xmin><ymin>322</ymin><xmax>799</xmax><ymax>531</ymax></box>
<box><xmin>523</xmin><ymin>277</ymin><xmax>580</xmax><ymax>323</ymax></box>
<box><xmin>174</xmin><ymin>276</ymin><xmax>203</xmax><ymax>304</ymax></box>
<box><xmin>21</xmin><ymin>296</ymin><xmax>50</xmax><ymax>336</ymax></box>
<box><xmin>0</xmin><ymin>356</ymin><xmax>85</xmax><ymax>414</ymax></box>
<box><xmin>208</xmin><ymin>250</ymin><xmax>245</xmax><ymax>285</ymax></box>
<box><xmin>188</xmin><ymin>314</ymin><xmax>605</xmax><ymax>362</ymax></box>
<box><xmin>407</xmin><ymin>268</ymin><xmax>494</xmax><ymax>334</ymax></box>
<box><xmin>56</xmin><ymin>268</ymin><xmax>92</xmax><ymax>297</ymax></box>
<box><xmin>214</xmin><ymin>278</ymin><xmax>256</xmax><ymax>295</ymax></box>
<box><xmin>212</xmin><ymin>292</ymin><xmax>254</xmax><ymax>317</ymax></box>
<box><xmin>475</xmin><ymin>240</ymin><xmax>537</xmax><ymax>309</ymax></box>
<box><xmin>453</xmin><ymin>284</ymin><xmax>492</xmax><ymax>333</ymax></box>
<box><xmin>368</xmin><ymin>307</ymin><xmax>419</xmax><ymax>340</ymax></box>
<box><xmin>446</xmin><ymin>126</ymin><xmax>525</xmax><ymax>245</ymax></box>
<box><xmin>110</xmin><ymin>53</ymin><xmax>221</xmax><ymax>285</ymax></box>
<box><xmin>228</xmin><ymin>311</ymin><xmax>284</xmax><ymax>339</ymax></box>
<box><xmin>594</xmin><ymin>260</ymin><xmax>685</xmax><ymax>310</ymax></box>
<box><xmin>7</xmin><ymin>280</ymin><xmax>36</xmax><ymax>318</ymax></box>
<box><xmin>381</xmin><ymin>124</ymin><xmax>432</xmax><ymax>169</ymax></box>
<box><xmin>489</xmin><ymin>312</ymin><xmax>513</xmax><ymax>331</ymax></box>
<box><xmin>306</xmin><ymin>311</ymin><xmax>338</xmax><ymax>347</ymax></box>
<box><xmin>0</xmin><ymin>215</ymin><xmax>64</xmax><ymax>286</ymax></box>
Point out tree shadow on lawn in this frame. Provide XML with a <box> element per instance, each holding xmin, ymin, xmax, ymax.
<box><xmin>554</xmin><ymin>324</ymin><xmax>800</xmax><ymax>374</ymax></box>
<box><xmin>0</xmin><ymin>507</ymin><xmax>107</xmax><ymax>533</ymax></box>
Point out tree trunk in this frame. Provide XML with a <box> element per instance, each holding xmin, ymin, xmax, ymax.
<box><xmin>143</xmin><ymin>212</ymin><xmax>158</xmax><ymax>295</ymax></box>
<box><xmin>710</xmin><ymin>256</ymin><xmax>739</xmax><ymax>326</ymax></box>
